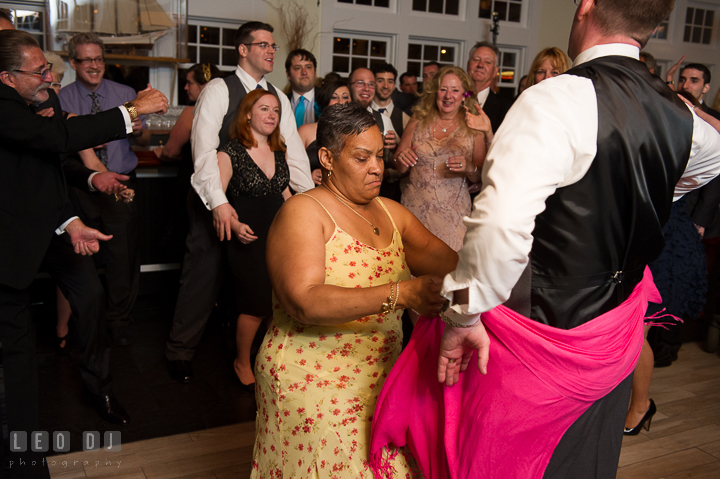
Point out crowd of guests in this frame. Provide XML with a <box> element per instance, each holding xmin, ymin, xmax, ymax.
<box><xmin>3</xmin><ymin>3</ymin><xmax>720</xmax><ymax>477</ymax></box>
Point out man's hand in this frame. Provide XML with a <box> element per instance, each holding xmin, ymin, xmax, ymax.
<box><xmin>384</xmin><ymin>130</ymin><xmax>398</xmax><ymax>150</ymax></box>
<box><xmin>91</xmin><ymin>172</ymin><xmax>129</xmax><ymax>195</ymax></box>
<box><xmin>437</xmin><ymin>320</ymin><xmax>491</xmax><ymax>386</ymax></box>
<box><xmin>131</xmin><ymin>117</ymin><xmax>143</xmax><ymax>135</ymax></box>
<box><xmin>666</xmin><ymin>55</ymin><xmax>686</xmax><ymax>90</ymax></box>
<box><xmin>35</xmin><ymin>107</ymin><xmax>55</xmax><ymax>117</ymax></box>
<box><xmin>212</xmin><ymin>203</ymin><xmax>238</xmax><ymax>241</ymax></box>
<box><xmin>132</xmin><ymin>84</ymin><xmax>169</xmax><ymax>115</ymax></box>
<box><xmin>65</xmin><ymin>218</ymin><xmax>112</xmax><ymax>255</ymax></box>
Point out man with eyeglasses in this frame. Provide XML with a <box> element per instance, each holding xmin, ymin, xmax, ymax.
<box><xmin>58</xmin><ymin>32</ymin><xmax>147</xmax><ymax>348</ymax></box>
<box><xmin>394</xmin><ymin>0</ymin><xmax>720</xmax><ymax>477</ymax></box>
<box><xmin>0</xmin><ymin>29</ymin><xmax>167</xmax><ymax>478</ymax></box>
<box><xmin>165</xmin><ymin>21</ymin><xmax>314</xmax><ymax>384</ymax></box>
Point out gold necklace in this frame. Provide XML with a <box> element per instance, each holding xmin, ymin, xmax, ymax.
<box><xmin>435</xmin><ymin>116</ymin><xmax>456</xmax><ymax>133</ymax></box>
<box><xmin>322</xmin><ymin>184</ymin><xmax>380</xmax><ymax>236</ymax></box>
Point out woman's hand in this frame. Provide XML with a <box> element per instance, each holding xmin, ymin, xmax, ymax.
<box><xmin>446</xmin><ymin>155</ymin><xmax>476</xmax><ymax>175</ymax></box>
<box><xmin>119</xmin><ymin>188</ymin><xmax>135</xmax><ymax>203</ymax></box>
<box><xmin>399</xmin><ymin>276</ymin><xmax>447</xmax><ymax>317</ymax></box>
<box><xmin>311</xmin><ymin>168</ymin><xmax>323</xmax><ymax>185</ymax></box>
<box><xmin>231</xmin><ymin>219</ymin><xmax>258</xmax><ymax>244</ymax></box>
<box><xmin>395</xmin><ymin>144</ymin><xmax>418</xmax><ymax>168</ymax></box>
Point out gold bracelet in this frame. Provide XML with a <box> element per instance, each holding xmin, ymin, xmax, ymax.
<box><xmin>391</xmin><ymin>280</ymin><xmax>401</xmax><ymax>311</ymax></box>
<box><xmin>123</xmin><ymin>101</ymin><xmax>139</xmax><ymax>121</ymax></box>
<box><xmin>380</xmin><ymin>281</ymin><xmax>395</xmax><ymax>314</ymax></box>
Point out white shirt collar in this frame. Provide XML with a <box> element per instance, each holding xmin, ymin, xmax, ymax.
<box><xmin>371</xmin><ymin>100</ymin><xmax>394</xmax><ymax>116</ymax></box>
<box><xmin>292</xmin><ymin>88</ymin><xmax>314</xmax><ymax>104</ymax></box>
<box><xmin>235</xmin><ymin>65</ymin><xmax>267</xmax><ymax>92</ymax></box>
<box><xmin>476</xmin><ymin>87</ymin><xmax>491</xmax><ymax>108</ymax></box>
<box><xmin>573</xmin><ymin>43</ymin><xmax>640</xmax><ymax>67</ymax></box>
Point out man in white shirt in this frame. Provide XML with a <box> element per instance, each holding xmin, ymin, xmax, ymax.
<box><xmin>285</xmin><ymin>48</ymin><xmax>318</xmax><ymax>128</ymax></box>
<box><xmin>438</xmin><ymin>0</ymin><xmax>720</xmax><ymax>476</ymax></box>
<box><xmin>466</xmin><ymin>41</ymin><xmax>510</xmax><ymax>133</ymax></box>
<box><xmin>166</xmin><ymin>21</ymin><xmax>314</xmax><ymax>383</ymax></box>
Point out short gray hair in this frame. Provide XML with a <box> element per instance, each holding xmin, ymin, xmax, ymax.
<box><xmin>317</xmin><ymin>102</ymin><xmax>378</xmax><ymax>159</ymax></box>
<box><xmin>468</xmin><ymin>41</ymin><xmax>499</xmax><ymax>66</ymax></box>
<box><xmin>44</xmin><ymin>51</ymin><xmax>67</xmax><ymax>78</ymax></box>
<box><xmin>0</xmin><ymin>30</ymin><xmax>39</xmax><ymax>73</ymax></box>
<box><xmin>68</xmin><ymin>32</ymin><xmax>105</xmax><ymax>60</ymax></box>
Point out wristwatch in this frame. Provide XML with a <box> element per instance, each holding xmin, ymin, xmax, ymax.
<box><xmin>123</xmin><ymin>101</ymin><xmax>139</xmax><ymax>121</ymax></box>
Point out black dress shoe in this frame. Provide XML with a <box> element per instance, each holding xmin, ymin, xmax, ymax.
<box><xmin>168</xmin><ymin>360</ymin><xmax>193</xmax><ymax>383</ymax></box>
<box><xmin>92</xmin><ymin>393</ymin><xmax>131</xmax><ymax>426</ymax></box>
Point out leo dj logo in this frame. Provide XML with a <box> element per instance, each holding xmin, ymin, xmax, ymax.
<box><xmin>10</xmin><ymin>431</ymin><xmax>121</xmax><ymax>452</ymax></box>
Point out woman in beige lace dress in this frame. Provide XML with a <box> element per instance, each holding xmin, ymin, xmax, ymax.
<box><xmin>394</xmin><ymin>66</ymin><xmax>488</xmax><ymax>251</ymax></box>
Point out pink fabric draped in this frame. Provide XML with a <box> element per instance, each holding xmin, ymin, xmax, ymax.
<box><xmin>369</xmin><ymin>267</ymin><xmax>660</xmax><ymax>479</ymax></box>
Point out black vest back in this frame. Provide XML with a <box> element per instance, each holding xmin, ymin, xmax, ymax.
<box><xmin>513</xmin><ymin>56</ymin><xmax>693</xmax><ymax>329</ymax></box>
<box><xmin>219</xmin><ymin>75</ymin><xmax>279</xmax><ymax>148</ymax></box>
<box><xmin>389</xmin><ymin>105</ymin><xmax>404</xmax><ymax>139</ymax></box>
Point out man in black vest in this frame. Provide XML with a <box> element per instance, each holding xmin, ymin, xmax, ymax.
<box><xmin>165</xmin><ymin>21</ymin><xmax>314</xmax><ymax>383</ymax></box>
<box><xmin>438</xmin><ymin>0</ymin><xmax>720</xmax><ymax>477</ymax></box>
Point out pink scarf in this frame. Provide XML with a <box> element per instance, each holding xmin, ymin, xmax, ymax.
<box><xmin>370</xmin><ymin>267</ymin><xmax>660</xmax><ymax>478</ymax></box>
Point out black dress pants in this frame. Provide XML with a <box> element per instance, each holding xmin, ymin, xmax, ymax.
<box><xmin>165</xmin><ymin>191</ymin><xmax>223</xmax><ymax>361</ymax></box>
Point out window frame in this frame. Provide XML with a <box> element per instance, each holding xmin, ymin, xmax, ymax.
<box><xmin>331</xmin><ymin>31</ymin><xmax>394</xmax><ymax>76</ymax></box>
<box><xmin>405</xmin><ymin>37</ymin><xmax>460</xmax><ymax>79</ymax></box>
<box><xmin>478</xmin><ymin>0</ymin><xmax>525</xmax><ymax>25</ymax></box>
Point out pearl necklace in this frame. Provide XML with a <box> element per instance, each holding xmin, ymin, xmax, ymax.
<box><xmin>435</xmin><ymin>116</ymin><xmax>456</xmax><ymax>133</ymax></box>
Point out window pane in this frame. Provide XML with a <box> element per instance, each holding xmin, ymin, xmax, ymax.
<box><xmin>338</xmin><ymin>0</ymin><xmax>353</xmax><ymax>3</ymax></box>
<box><xmin>413</xmin><ymin>0</ymin><xmax>426</xmax><ymax>12</ymax></box>
<box><xmin>188</xmin><ymin>45</ymin><xmax>197</xmax><ymax>62</ymax></box>
<box><xmin>407</xmin><ymin>61</ymin><xmax>421</xmax><ymax>77</ymax></box>
<box><xmin>439</xmin><ymin>46</ymin><xmax>454</xmax><ymax>62</ymax></box>
<box><xmin>424</xmin><ymin>45</ymin><xmax>439</xmax><ymax>60</ymax></box>
<box><xmin>500</xmin><ymin>69</ymin><xmax>514</xmax><ymax>84</ymax></box>
<box><xmin>706</xmin><ymin>10</ymin><xmax>714</xmax><ymax>27</ymax></box>
<box><xmin>446</xmin><ymin>0</ymin><xmax>459</xmax><ymax>15</ymax></box>
<box><xmin>334</xmin><ymin>37</ymin><xmax>350</xmax><ymax>54</ymax></box>
<box><xmin>370</xmin><ymin>40</ymin><xmax>387</xmax><ymax>58</ymax></box>
<box><xmin>654</xmin><ymin>24</ymin><xmax>668</xmax><ymax>40</ymax></box>
<box><xmin>408</xmin><ymin>43</ymin><xmax>422</xmax><ymax>59</ymax></box>
<box><xmin>694</xmin><ymin>8</ymin><xmax>704</xmax><ymax>26</ymax></box>
<box><xmin>188</xmin><ymin>25</ymin><xmax>197</xmax><ymax>44</ymax></box>
<box><xmin>702</xmin><ymin>27</ymin><xmax>712</xmax><ymax>44</ymax></box>
<box><xmin>375</xmin><ymin>0</ymin><xmax>390</xmax><ymax>6</ymax></box>
<box><xmin>199</xmin><ymin>46</ymin><xmax>219</xmax><ymax>64</ymax></box>
<box><xmin>353</xmin><ymin>39</ymin><xmax>369</xmax><ymax>56</ymax></box>
<box><xmin>222</xmin><ymin>28</ymin><xmax>236</xmax><ymax>47</ymax></box>
<box><xmin>683</xmin><ymin>25</ymin><xmax>691</xmax><ymax>42</ymax></box>
<box><xmin>370</xmin><ymin>58</ymin><xmax>386</xmax><ymax>69</ymax></box>
<box><xmin>222</xmin><ymin>47</ymin><xmax>238</xmax><ymax>67</ymax></box>
<box><xmin>357</xmin><ymin>0</ymin><xmax>372</xmax><ymax>5</ymax></box>
<box><xmin>351</xmin><ymin>57</ymin><xmax>368</xmax><ymax>71</ymax></box>
<box><xmin>428</xmin><ymin>0</ymin><xmax>443</xmax><ymax>14</ymax></box>
<box><xmin>692</xmin><ymin>26</ymin><xmax>702</xmax><ymax>43</ymax></box>
<box><xmin>495</xmin><ymin>2</ymin><xmax>508</xmax><ymax>21</ymax></box>
<box><xmin>200</xmin><ymin>26</ymin><xmax>220</xmax><ymax>45</ymax></box>
<box><xmin>686</xmin><ymin>7</ymin><xmax>694</xmax><ymax>24</ymax></box>
<box><xmin>333</xmin><ymin>56</ymin><xmax>349</xmax><ymax>73</ymax></box>
<box><xmin>479</xmin><ymin>0</ymin><xmax>492</xmax><ymax>18</ymax></box>
<box><xmin>508</xmin><ymin>3</ymin><xmax>522</xmax><ymax>22</ymax></box>
<box><xmin>502</xmin><ymin>52</ymin><xmax>516</xmax><ymax>67</ymax></box>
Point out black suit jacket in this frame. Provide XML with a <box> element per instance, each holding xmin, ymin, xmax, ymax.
<box><xmin>0</xmin><ymin>84</ymin><xmax>126</xmax><ymax>289</ymax></box>
<box><xmin>483</xmin><ymin>89</ymin><xmax>512</xmax><ymax>133</ymax></box>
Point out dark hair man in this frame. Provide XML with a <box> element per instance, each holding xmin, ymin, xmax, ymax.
<box><xmin>0</xmin><ymin>7</ymin><xmax>13</xmax><ymax>30</ymax></box>
<box><xmin>421</xmin><ymin>61</ymin><xmax>440</xmax><ymax>90</ymax></box>
<box><xmin>466</xmin><ymin>41</ymin><xmax>511</xmax><ymax>133</ymax></box>
<box><xmin>399</xmin><ymin>71</ymin><xmax>417</xmax><ymax>95</ymax></box>
<box><xmin>638</xmin><ymin>51</ymin><xmax>657</xmax><ymax>74</ymax></box>
<box><xmin>679</xmin><ymin>63</ymin><xmax>720</xmax><ymax>120</ymax></box>
<box><xmin>285</xmin><ymin>48</ymin><xmax>318</xmax><ymax>127</ymax></box>
<box><xmin>0</xmin><ymin>29</ymin><xmax>166</xmax><ymax>477</ymax></box>
<box><xmin>433</xmin><ymin>0</ymin><xmax>720</xmax><ymax>477</ymax></box>
<box><xmin>165</xmin><ymin>21</ymin><xmax>314</xmax><ymax>384</ymax></box>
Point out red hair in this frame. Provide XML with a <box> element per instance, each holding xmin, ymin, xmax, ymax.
<box><xmin>229</xmin><ymin>89</ymin><xmax>286</xmax><ymax>151</ymax></box>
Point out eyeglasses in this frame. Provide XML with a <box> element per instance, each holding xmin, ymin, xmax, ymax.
<box><xmin>13</xmin><ymin>63</ymin><xmax>53</xmax><ymax>79</ymax></box>
<box><xmin>243</xmin><ymin>42</ymin><xmax>280</xmax><ymax>51</ymax></box>
<box><xmin>74</xmin><ymin>57</ymin><xmax>105</xmax><ymax>66</ymax></box>
<box><xmin>51</xmin><ymin>82</ymin><xmax>62</xmax><ymax>89</ymax></box>
<box><xmin>350</xmin><ymin>81</ymin><xmax>376</xmax><ymax>89</ymax></box>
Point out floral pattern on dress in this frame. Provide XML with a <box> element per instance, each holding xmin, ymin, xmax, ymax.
<box><xmin>401</xmin><ymin>123</ymin><xmax>474</xmax><ymax>251</ymax></box>
<box><xmin>251</xmin><ymin>199</ymin><xmax>415</xmax><ymax>479</ymax></box>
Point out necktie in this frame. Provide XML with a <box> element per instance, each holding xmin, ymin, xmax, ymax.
<box><xmin>256</xmin><ymin>84</ymin><xmax>263</xmax><ymax>90</ymax></box>
<box><xmin>295</xmin><ymin>96</ymin><xmax>306</xmax><ymax>128</ymax></box>
<box><xmin>379</xmin><ymin>108</ymin><xmax>387</xmax><ymax>115</ymax></box>
<box><xmin>90</xmin><ymin>92</ymin><xmax>109</xmax><ymax>166</ymax></box>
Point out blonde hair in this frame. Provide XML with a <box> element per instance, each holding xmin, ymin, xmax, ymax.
<box><xmin>525</xmin><ymin>47</ymin><xmax>571</xmax><ymax>88</ymax></box>
<box><xmin>411</xmin><ymin>65</ymin><xmax>478</xmax><ymax>135</ymax></box>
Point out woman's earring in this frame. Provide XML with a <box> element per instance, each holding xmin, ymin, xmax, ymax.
<box><xmin>328</xmin><ymin>170</ymin><xmax>332</xmax><ymax>178</ymax></box>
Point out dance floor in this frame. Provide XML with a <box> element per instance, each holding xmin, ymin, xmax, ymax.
<box><xmin>41</xmin><ymin>340</ymin><xmax>720</xmax><ymax>478</ymax></box>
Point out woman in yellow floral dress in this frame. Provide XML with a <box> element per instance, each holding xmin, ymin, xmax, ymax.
<box><xmin>251</xmin><ymin>103</ymin><xmax>458</xmax><ymax>478</ymax></box>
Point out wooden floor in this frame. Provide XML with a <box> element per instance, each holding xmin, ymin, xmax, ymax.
<box><xmin>49</xmin><ymin>342</ymin><xmax>720</xmax><ymax>478</ymax></box>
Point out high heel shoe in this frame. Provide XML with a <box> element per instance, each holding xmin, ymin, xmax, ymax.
<box><xmin>624</xmin><ymin>399</ymin><xmax>656</xmax><ymax>436</ymax></box>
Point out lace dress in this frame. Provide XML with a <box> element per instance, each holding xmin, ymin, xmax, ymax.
<box><xmin>220</xmin><ymin>139</ymin><xmax>289</xmax><ymax>317</ymax></box>
<box><xmin>251</xmin><ymin>196</ymin><xmax>416</xmax><ymax>478</ymax></box>
<box><xmin>401</xmin><ymin>123</ymin><xmax>474</xmax><ymax>251</ymax></box>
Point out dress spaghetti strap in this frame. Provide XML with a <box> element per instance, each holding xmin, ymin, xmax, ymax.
<box><xmin>374</xmin><ymin>198</ymin><xmax>400</xmax><ymax>236</ymax></box>
<box><xmin>298</xmin><ymin>192</ymin><xmax>338</xmax><ymax>228</ymax></box>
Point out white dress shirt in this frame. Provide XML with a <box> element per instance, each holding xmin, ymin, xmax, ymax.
<box><xmin>442</xmin><ymin>43</ymin><xmax>720</xmax><ymax>320</ymax></box>
<box><xmin>475</xmin><ymin>87</ymin><xmax>491</xmax><ymax>109</ymax></box>
<box><xmin>371</xmin><ymin>100</ymin><xmax>394</xmax><ymax>117</ymax></box>
<box><xmin>190</xmin><ymin>65</ymin><xmax>314</xmax><ymax>210</ymax></box>
<box><xmin>291</xmin><ymin>88</ymin><xmax>316</xmax><ymax>126</ymax></box>
<box><xmin>367</xmin><ymin>105</ymin><xmax>395</xmax><ymax>134</ymax></box>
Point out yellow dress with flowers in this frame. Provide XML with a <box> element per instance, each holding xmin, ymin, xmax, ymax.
<box><xmin>250</xmin><ymin>197</ymin><xmax>415</xmax><ymax>479</ymax></box>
